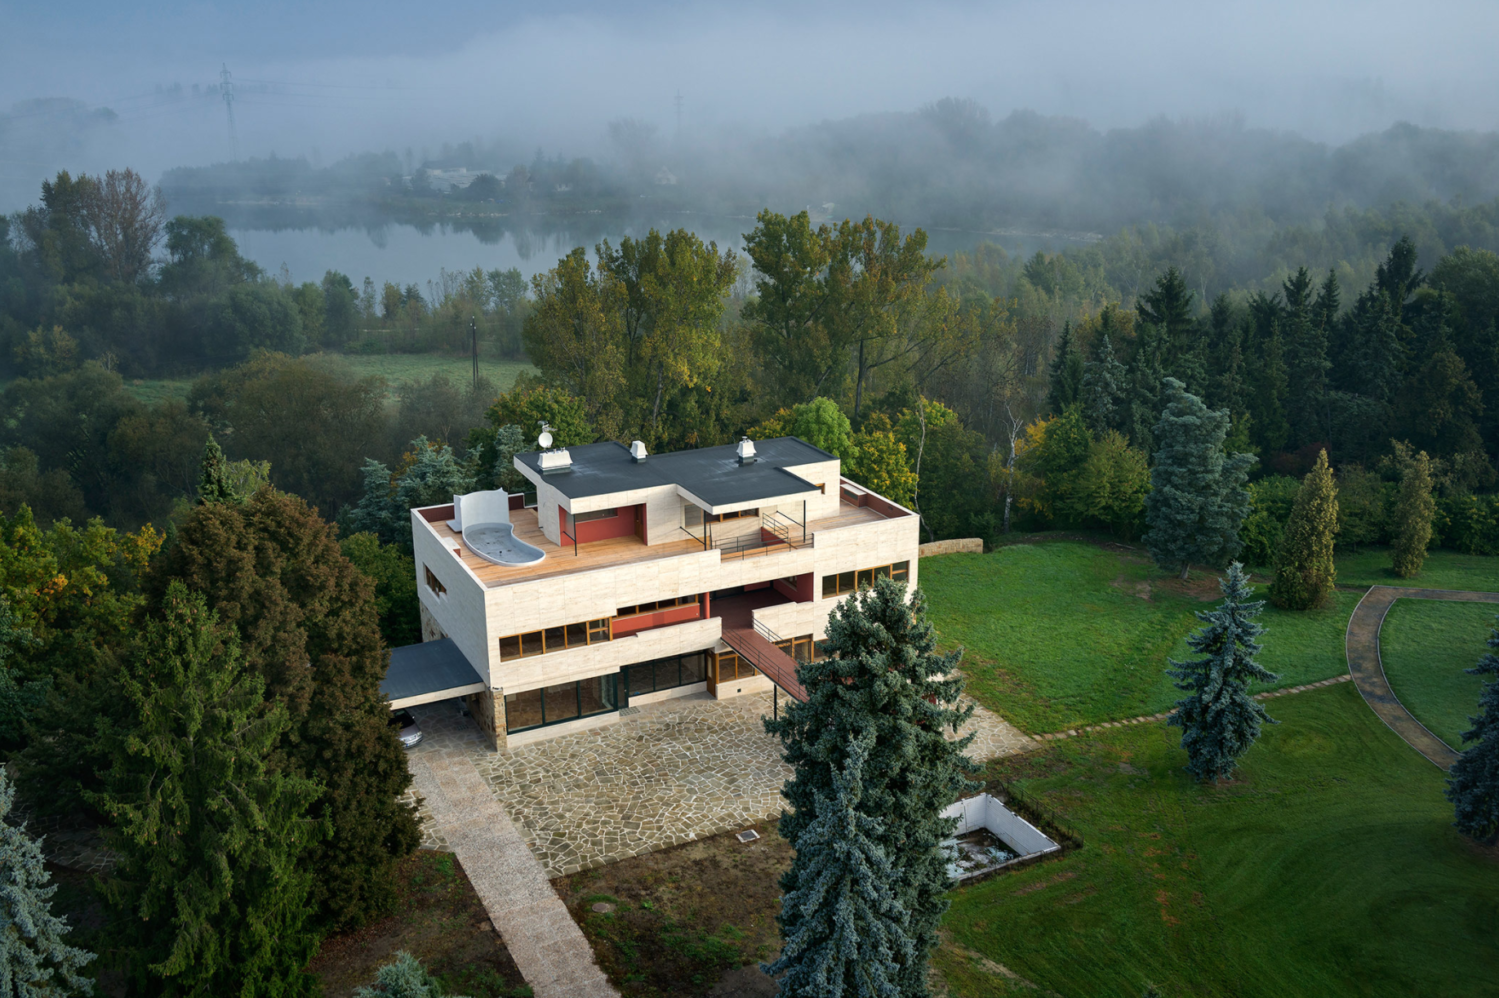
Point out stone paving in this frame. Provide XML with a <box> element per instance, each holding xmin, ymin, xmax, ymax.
<box><xmin>405</xmin><ymin>684</ymin><xmax>1033</xmax><ymax>878</ymax></box>
<box><xmin>406</xmin><ymin>717</ymin><xmax>618</xmax><ymax>997</ymax></box>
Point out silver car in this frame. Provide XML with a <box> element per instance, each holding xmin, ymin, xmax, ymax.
<box><xmin>389</xmin><ymin>708</ymin><xmax>423</xmax><ymax>748</ymax></box>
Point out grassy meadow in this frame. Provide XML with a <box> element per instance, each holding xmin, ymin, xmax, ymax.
<box><xmin>935</xmin><ymin>682</ymin><xmax>1499</xmax><ymax>998</ymax></box>
<box><xmin>1380</xmin><ymin>598</ymin><xmax>1498</xmax><ymax>750</ymax></box>
<box><xmin>117</xmin><ymin>352</ymin><xmax>534</xmax><ymax>407</ymax></box>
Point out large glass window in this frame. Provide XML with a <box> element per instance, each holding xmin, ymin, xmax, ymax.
<box><xmin>621</xmin><ymin>652</ymin><xmax>709</xmax><ymax>698</ymax></box>
<box><xmin>716</xmin><ymin>651</ymin><xmax>760</xmax><ymax>683</ymax></box>
<box><xmin>822</xmin><ymin>562</ymin><xmax>909</xmax><ymax>598</ymax></box>
<box><xmin>505</xmin><ymin>674</ymin><xmax>618</xmax><ymax>733</ymax></box>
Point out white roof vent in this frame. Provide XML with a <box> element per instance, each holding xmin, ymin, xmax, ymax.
<box><xmin>539</xmin><ymin>448</ymin><xmax>572</xmax><ymax>472</ymax></box>
<box><xmin>630</xmin><ymin>440</ymin><xmax>649</xmax><ymax>462</ymax></box>
<box><xmin>736</xmin><ymin>437</ymin><xmax>757</xmax><ymax>464</ymax></box>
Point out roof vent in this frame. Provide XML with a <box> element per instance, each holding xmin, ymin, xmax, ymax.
<box><xmin>736</xmin><ymin>437</ymin><xmax>758</xmax><ymax>464</ymax></box>
<box><xmin>539</xmin><ymin>448</ymin><xmax>572</xmax><ymax>472</ymax></box>
<box><xmin>630</xmin><ymin>440</ymin><xmax>649</xmax><ymax>462</ymax></box>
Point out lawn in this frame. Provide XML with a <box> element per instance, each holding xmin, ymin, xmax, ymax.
<box><xmin>922</xmin><ymin>539</ymin><xmax>1357</xmax><ymax>733</ymax></box>
<box><xmin>117</xmin><ymin>353</ymin><xmax>534</xmax><ymax>407</ymax></box>
<box><xmin>1380</xmin><ymin>598</ymin><xmax>1497</xmax><ymax>750</ymax></box>
<box><xmin>935</xmin><ymin>682</ymin><xmax>1499</xmax><ymax>998</ymax></box>
<box><xmin>1335</xmin><ymin>546</ymin><xmax>1499</xmax><ymax>592</ymax></box>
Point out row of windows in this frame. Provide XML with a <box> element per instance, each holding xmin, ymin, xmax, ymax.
<box><xmin>623</xmin><ymin>652</ymin><xmax>708</xmax><ymax>697</ymax></box>
<box><xmin>774</xmin><ymin>634</ymin><xmax>817</xmax><ymax>664</ymax></box>
<box><xmin>616</xmin><ymin>594</ymin><xmax>701</xmax><ymax>617</ymax></box>
<box><xmin>499</xmin><ymin>619</ymin><xmax>612</xmax><ymax>661</ymax></box>
<box><xmin>822</xmin><ymin>561</ymin><xmax>910</xmax><ymax>598</ymax></box>
<box><xmin>714</xmin><ymin>650</ymin><xmax>761</xmax><ymax>683</ymax></box>
<box><xmin>504</xmin><ymin>675</ymin><xmax>618</xmax><ymax>733</ymax></box>
<box><xmin>425</xmin><ymin>567</ymin><xmax>447</xmax><ymax>596</ymax></box>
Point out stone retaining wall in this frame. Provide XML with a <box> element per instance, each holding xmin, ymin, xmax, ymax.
<box><xmin>918</xmin><ymin>537</ymin><xmax>984</xmax><ymax>557</ymax></box>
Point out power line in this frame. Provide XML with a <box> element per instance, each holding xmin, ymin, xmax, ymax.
<box><xmin>220</xmin><ymin>64</ymin><xmax>238</xmax><ymax>161</ymax></box>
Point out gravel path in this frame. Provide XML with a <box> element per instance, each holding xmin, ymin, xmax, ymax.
<box><xmin>1345</xmin><ymin>585</ymin><xmax>1499</xmax><ymax>770</ymax></box>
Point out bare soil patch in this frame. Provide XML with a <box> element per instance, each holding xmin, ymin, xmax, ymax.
<box><xmin>554</xmin><ymin>821</ymin><xmax>793</xmax><ymax>998</ymax></box>
<box><xmin>309</xmin><ymin>850</ymin><xmax>530</xmax><ymax>998</ymax></box>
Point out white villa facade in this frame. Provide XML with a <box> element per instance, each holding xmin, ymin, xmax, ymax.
<box><xmin>398</xmin><ymin>435</ymin><xmax>920</xmax><ymax>750</ymax></box>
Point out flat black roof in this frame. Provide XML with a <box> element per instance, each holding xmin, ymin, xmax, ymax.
<box><xmin>383</xmin><ymin>638</ymin><xmax>485</xmax><ymax>703</ymax></box>
<box><xmin>515</xmin><ymin>437</ymin><xmax>833</xmax><ymax>507</ymax></box>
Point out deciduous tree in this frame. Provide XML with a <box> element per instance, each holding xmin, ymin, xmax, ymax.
<box><xmin>1166</xmin><ymin>563</ymin><xmax>1279</xmax><ymax>782</ymax></box>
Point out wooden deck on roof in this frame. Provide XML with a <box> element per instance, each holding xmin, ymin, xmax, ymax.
<box><xmin>428</xmin><ymin>499</ymin><xmax>895</xmax><ymax>589</ymax></box>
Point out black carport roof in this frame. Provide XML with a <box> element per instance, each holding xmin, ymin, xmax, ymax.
<box><xmin>383</xmin><ymin>638</ymin><xmax>486</xmax><ymax>707</ymax></box>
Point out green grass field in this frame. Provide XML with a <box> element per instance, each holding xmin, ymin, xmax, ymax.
<box><xmin>922</xmin><ymin>540</ymin><xmax>1357</xmax><ymax>733</ymax></box>
<box><xmin>1335</xmin><ymin>546</ymin><xmax>1499</xmax><ymax>592</ymax></box>
<box><xmin>935</xmin><ymin>682</ymin><xmax>1499</xmax><ymax>998</ymax></box>
<box><xmin>1380</xmin><ymin>598</ymin><xmax>1497</xmax><ymax>750</ymax></box>
<box><xmin>116</xmin><ymin>353</ymin><xmax>534</xmax><ymax>407</ymax></box>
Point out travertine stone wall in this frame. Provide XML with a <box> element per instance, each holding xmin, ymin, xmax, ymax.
<box><xmin>918</xmin><ymin>537</ymin><xmax>984</xmax><ymax>557</ymax></box>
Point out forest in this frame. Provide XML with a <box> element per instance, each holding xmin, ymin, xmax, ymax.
<box><xmin>3</xmin><ymin>163</ymin><xmax>1499</xmax><ymax>566</ymax></box>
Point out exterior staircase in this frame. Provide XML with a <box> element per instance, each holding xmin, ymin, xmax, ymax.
<box><xmin>720</xmin><ymin>627</ymin><xmax>808</xmax><ymax>702</ymax></box>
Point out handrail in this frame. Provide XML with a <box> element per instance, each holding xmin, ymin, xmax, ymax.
<box><xmin>753</xmin><ymin>617</ymin><xmax>783</xmax><ymax>645</ymax></box>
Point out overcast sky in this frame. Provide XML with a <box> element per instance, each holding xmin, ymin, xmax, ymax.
<box><xmin>3</xmin><ymin>0</ymin><xmax>1497</xmax><ymax>198</ymax></box>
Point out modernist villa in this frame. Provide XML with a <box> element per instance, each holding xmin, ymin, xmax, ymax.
<box><xmin>383</xmin><ymin>433</ymin><xmax>920</xmax><ymax>750</ymax></box>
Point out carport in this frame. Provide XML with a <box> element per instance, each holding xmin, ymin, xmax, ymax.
<box><xmin>383</xmin><ymin>638</ymin><xmax>487</xmax><ymax>709</ymax></box>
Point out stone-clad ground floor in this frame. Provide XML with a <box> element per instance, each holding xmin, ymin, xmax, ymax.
<box><xmin>401</xmin><ymin>686</ymin><xmax>1034</xmax><ymax>877</ymax></box>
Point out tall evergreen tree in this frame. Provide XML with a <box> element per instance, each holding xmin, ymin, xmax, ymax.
<box><xmin>1046</xmin><ymin>321</ymin><xmax>1084</xmax><ymax>416</ymax></box>
<box><xmin>1138</xmin><ymin>266</ymin><xmax>1196</xmax><ymax>371</ymax></box>
<box><xmin>766</xmin><ymin>577</ymin><xmax>977</xmax><ymax>997</ymax></box>
<box><xmin>1166</xmin><ymin>563</ymin><xmax>1279</xmax><ymax>782</ymax></box>
<box><xmin>0</xmin><ymin>771</ymin><xmax>94</xmax><ymax>996</ymax></box>
<box><xmin>1268</xmin><ymin>449</ymin><xmax>1339</xmax><ymax>610</ymax></box>
<box><xmin>88</xmin><ymin>583</ymin><xmax>324</xmax><ymax>996</ymax></box>
<box><xmin>1244</xmin><ymin>293</ymin><xmax>1290</xmax><ymax>455</ymax></box>
<box><xmin>148</xmin><ymin>489</ymin><xmax>420</xmax><ymax>930</ymax></box>
<box><xmin>1445</xmin><ymin>615</ymin><xmax>1499</xmax><ymax>840</ymax></box>
<box><xmin>345</xmin><ymin>436</ymin><xmax>475</xmax><ymax>552</ymax></box>
<box><xmin>1144</xmin><ymin>379</ymin><xmax>1256</xmax><ymax>579</ymax></box>
<box><xmin>1282</xmin><ymin>267</ymin><xmax>1331</xmax><ymax>446</ymax></box>
<box><xmin>1312</xmin><ymin>269</ymin><xmax>1341</xmax><ymax>342</ymax></box>
<box><xmin>1080</xmin><ymin>331</ymin><xmax>1125</xmax><ymax>435</ymax></box>
<box><xmin>1123</xmin><ymin>325</ymin><xmax>1165</xmax><ymax>453</ymax></box>
<box><xmin>196</xmin><ymin>434</ymin><xmax>236</xmax><ymax>506</ymax></box>
<box><xmin>1390</xmin><ymin>444</ymin><xmax>1436</xmax><ymax>578</ymax></box>
<box><xmin>763</xmin><ymin>732</ymin><xmax>912</xmax><ymax>998</ymax></box>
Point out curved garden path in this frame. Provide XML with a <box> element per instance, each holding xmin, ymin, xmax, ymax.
<box><xmin>1345</xmin><ymin>585</ymin><xmax>1499</xmax><ymax>770</ymax></box>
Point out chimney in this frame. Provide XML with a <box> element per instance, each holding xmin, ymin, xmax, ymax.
<box><xmin>736</xmin><ymin>437</ymin><xmax>757</xmax><ymax>464</ymax></box>
<box><xmin>630</xmin><ymin>440</ymin><xmax>649</xmax><ymax>462</ymax></box>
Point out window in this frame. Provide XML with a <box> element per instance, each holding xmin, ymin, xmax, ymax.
<box><xmin>505</xmin><ymin>674</ymin><xmax>618</xmax><ymax>733</ymax></box>
<box><xmin>774</xmin><ymin>634</ymin><xmax>816</xmax><ymax>664</ymax></box>
<box><xmin>715</xmin><ymin>651</ymin><xmax>760</xmax><ymax>683</ymax></box>
<box><xmin>822</xmin><ymin>561</ymin><xmax>910</xmax><ymax>598</ymax></box>
<box><xmin>573</xmin><ymin>507</ymin><xmax>618</xmax><ymax>524</ymax></box>
<box><xmin>424</xmin><ymin>566</ymin><xmax>447</xmax><ymax>597</ymax></box>
<box><xmin>499</xmin><ymin>617</ymin><xmax>612</xmax><ymax>661</ymax></box>
<box><xmin>615</xmin><ymin>595</ymin><xmax>701</xmax><ymax>618</ymax></box>
<box><xmin>707</xmin><ymin>508</ymin><xmax>758</xmax><ymax>523</ymax></box>
<box><xmin>622</xmin><ymin>652</ymin><xmax>709</xmax><ymax>698</ymax></box>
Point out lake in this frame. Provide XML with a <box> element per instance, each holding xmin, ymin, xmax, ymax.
<box><xmin>228</xmin><ymin>214</ymin><xmax>1095</xmax><ymax>291</ymax></box>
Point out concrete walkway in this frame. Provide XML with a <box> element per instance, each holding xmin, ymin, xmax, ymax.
<box><xmin>407</xmin><ymin>733</ymin><xmax>618</xmax><ymax>997</ymax></box>
<box><xmin>1345</xmin><ymin>585</ymin><xmax>1499</xmax><ymax>771</ymax></box>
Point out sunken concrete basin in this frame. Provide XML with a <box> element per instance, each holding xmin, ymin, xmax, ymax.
<box><xmin>941</xmin><ymin>793</ymin><xmax>1061</xmax><ymax>881</ymax></box>
<box><xmin>451</xmin><ymin>490</ymin><xmax>546</xmax><ymax>567</ymax></box>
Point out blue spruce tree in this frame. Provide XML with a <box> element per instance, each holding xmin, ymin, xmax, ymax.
<box><xmin>1144</xmin><ymin>378</ymin><xmax>1256</xmax><ymax>579</ymax></box>
<box><xmin>1445</xmin><ymin>615</ymin><xmax>1499</xmax><ymax>840</ymax></box>
<box><xmin>0</xmin><ymin>772</ymin><xmax>94</xmax><ymax>996</ymax></box>
<box><xmin>354</xmin><ymin>951</ymin><xmax>468</xmax><ymax>998</ymax></box>
<box><xmin>765</xmin><ymin>576</ymin><xmax>977</xmax><ymax>997</ymax></box>
<box><xmin>763</xmin><ymin>732</ymin><xmax>912</xmax><ymax>997</ymax></box>
<box><xmin>1166</xmin><ymin>563</ymin><xmax>1279</xmax><ymax>782</ymax></box>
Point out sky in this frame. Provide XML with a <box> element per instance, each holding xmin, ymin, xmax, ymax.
<box><xmin>2</xmin><ymin>0</ymin><xmax>1498</xmax><ymax>206</ymax></box>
